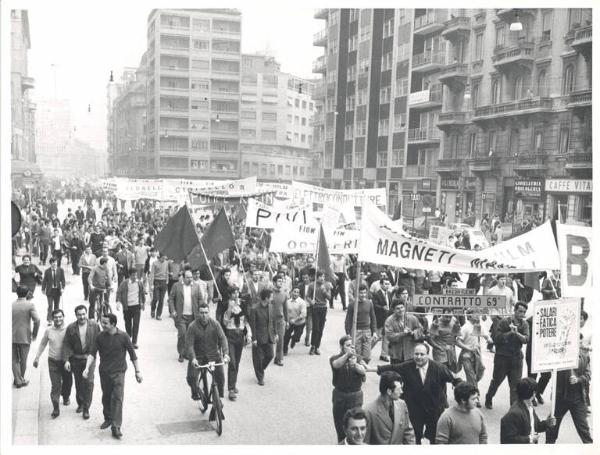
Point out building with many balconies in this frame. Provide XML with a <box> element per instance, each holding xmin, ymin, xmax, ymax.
<box><xmin>313</xmin><ymin>8</ymin><xmax>592</xmax><ymax>224</ymax></box>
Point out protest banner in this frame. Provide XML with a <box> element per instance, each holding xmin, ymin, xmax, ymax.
<box><xmin>269</xmin><ymin>220</ymin><xmax>319</xmax><ymax>253</ymax></box>
<box><xmin>358</xmin><ymin>202</ymin><xmax>560</xmax><ymax>274</ymax></box>
<box><xmin>291</xmin><ymin>181</ymin><xmax>387</xmax><ymax>210</ymax></box>
<box><xmin>256</xmin><ymin>181</ymin><xmax>293</xmax><ymax>200</ymax></box>
<box><xmin>557</xmin><ymin>224</ymin><xmax>592</xmax><ymax>298</ymax></box>
<box><xmin>531</xmin><ymin>298</ymin><xmax>580</xmax><ymax>373</ymax></box>
<box><xmin>245</xmin><ymin>199</ymin><xmax>310</xmax><ymax>229</ymax></box>
<box><xmin>115</xmin><ymin>178</ymin><xmax>176</xmax><ymax>201</ymax></box>
<box><xmin>189</xmin><ymin>190</ymin><xmax>276</xmax><ymax>206</ymax></box>
<box><xmin>327</xmin><ymin>228</ymin><xmax>359</xmax><ymax>255</ymax></box>
<box><xmin>413</xmin><ymin>294</ymin><xmax>507</xmax><ymax>315</ymax></box>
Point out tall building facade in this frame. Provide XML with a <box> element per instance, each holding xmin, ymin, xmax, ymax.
<box><xmin>239</xmin><ymin>54</ymin><xmax>317</xmax><ymax>182</ymax></box>
<box><xmin>35</xmin><ymin>98</ymin><xmax>73</xmax><ymax>177</ymax></box>
<box><xmin>313</xmin><ymin>8</ymin><xmax>592</xmax><ymax>224</ymax></box>
<box><xmin>11</xmin><ymin>10</ymin><xmax>41</xmax><ymax>185</ymax></box>
<box><xmin>144</xmin><ymin>9</ymin><xmax>242</xmax><ymax>178</ymax></box>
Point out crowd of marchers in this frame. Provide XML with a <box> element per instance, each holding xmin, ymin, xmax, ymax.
<box><xmin>11</xmin><ymin>180</ymin><xmax>593</xmax><ymax>444</ymax></box>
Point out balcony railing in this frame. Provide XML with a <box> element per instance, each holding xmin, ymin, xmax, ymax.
<box><xmin>312</xmin><ymin>55</ymin><xmax>327</xmax><ymax>74</ymax></box>
<box><xmin>313</xmin><ymin>29</ymin><xmax>328</xmax><ymax>46</ymax></box>
<box><xmin>567</xmin><ymin>89</ymin><xmax>592</xmax><ymax>107</ymax></box>
<box><xmin>473</xmin><ymin>97</ymin><xmax>552</xmax><ymax>119</ymax></box>
<box><xmin>408</xmin><ymin>128</ymin><xmax>441</xmax><ymax>142</ymax></box>
<box><xmin>314</xmin><ymin>9</ymin><xmax>328</xmax><ymax>19</ymax></box>
<box><xmin>442</xmin><ymin>16</ymin><xmax>470</xmax><ymax>40</ymax></box>
<box><xmin>408</xmin><ymin>86</ymin><xmax>443</xmax><ymax>107</ymax></box>
<box><xmin>438</xmin><ymin>112</ymin><xmax>470</xmax><ymax>123</ymax></box>
<box><xmin>573</xmin><ymin>25</ymin><xmax>592</xmax><ymax>44</ymax></box>
<box><xmin>160</xmin><ymin>66</ymin><xmax>189</xmax><ymax>73</ymax></box>
<box><xmin>437</xmin><ymin>158</ymin><xmax>464</xmax><ymax>173</ymax></box>
<box><xmin>412</xmin><ymin>52</ymin><xmax>446</xmax><ymax>69</ymax></box>
<box><xmin>565</xmin><ymin>152</ymin><xmax>592</xmax><ymax>167</ymax></box>
<box><xmin>414</xmin><ymin>11</ymin><xmax>447</xmax><ymax>32</ymax></box>
<box><xmin>404</xmin><ymin>165</ymin><xmax>437</xmax><ymax>178</ymax></box>
<box><xmin>515</xmin><ymin>154</ymin><xmax>546</xmax><ymax>169</ymax></box>
<box><xmin>492</xmin><ymin>42</ymin><xmax>534</xmax><ymax>69</ymax></box>
<box><xmin>438</xmin><ymin>63</ymin><xmax>469</xmax><ymax>88</ymax></box>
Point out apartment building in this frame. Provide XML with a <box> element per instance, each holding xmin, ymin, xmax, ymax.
<box><xmin>145</xmin><ymin>9</ymin><xmax>242</xmax><ymax>178</ymax></box>
<box><xmin>313</xmin><ymin>8</ymin><xmax>592</xmax><ymax>224</ymax></box>
<box><xmin>239</xmin><ymin>54</ymin><xmax>317</xmax><ymax>182</ymax></box>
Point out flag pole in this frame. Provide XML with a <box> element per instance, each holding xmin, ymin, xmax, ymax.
<box><xmin>197</xmin><ymin>235</ymin><xmax>222</xmax><ymax>301</ymax></box>
<box><xmin>352</xmin><ymin>260</ymin><xmax>361</xmax><ymax>347</ymax></box>
<box><xmin>312</xmin><ymin>223</ymin><xmax>320</xmax><ymax>304</ymax></box>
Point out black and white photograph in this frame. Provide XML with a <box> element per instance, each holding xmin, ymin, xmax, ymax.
<box><xmin>1</xmin><ymin>0</ymin><xmax>597</xmax><ymax>450</ymax></box>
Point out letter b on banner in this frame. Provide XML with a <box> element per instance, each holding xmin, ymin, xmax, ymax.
<box><xmin>566</xmin><ymin>234</ymin><xmax>589</xmax><ymax>285</ymax></box>
<box><xmin>557</xmin><ymin>224</ymin><xmax>592</xmax><ymax>298</ymax></box>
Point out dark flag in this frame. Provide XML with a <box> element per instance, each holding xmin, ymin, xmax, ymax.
<box><xmin>316</xmin><ymin>224</ymin><xmax>336</xmax><ymax>283</ymax></box>
<box><xmin>188</xmin><ymin>208</ymin><xmax>236</xmax><ymax>269</ymax></box>
<box><xmin>154</xmin><ymin>205</ymin><xmax>199</xmax><ymax>261</ymax></box>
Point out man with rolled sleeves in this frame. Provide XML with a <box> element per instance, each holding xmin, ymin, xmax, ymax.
<box><xmin>63</xmin><ymin>305</ymin><xmax>100</xmax><ymax>419</ymax></box>
<box><xmin>83</xmin><ymin>313</ymin><xmax>142</xmax><ymax>439</ymax></box>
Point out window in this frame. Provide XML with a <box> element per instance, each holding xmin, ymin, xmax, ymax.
<box><xmin>191</xmin><ymin>99</ymin><xmax>209</xmax><ymax>111</ymax></box>
<box><xmin>260</xmin><ymin>164</ymin><xmax>267</xmax><ymax>175</ymax></box>
<box><xmin>347</xmin><ymin>65</ymin><xmax>357</xmax><ymax>81</ymax></box>
<box><xmin>261</xmin><ymin>129</ymin><xmax>276</xmax><ymax>141</ymax></box>
<box><xmin>377</xmin><ymin>151</ymin><xmax>388</xmax><ymax>167</ymax></box>
<box><xmin>537</xmin><ymin>70</ymin><xmax>548</xmax><ymax>97</ymax></box>
<box><xmin>397</xmin><ymin>42</ymin><xmax>410</xmax><ymax>61</ymax></box>
<box><xmin>193</xmin><ymin>19</ymin><xmax>210</xmax><ymax>32</ymax></box>
<box><xmin>345</xmin><ymin>124</ymin><xmax>354</xmax><ymax>139</ymax></box>
<box><xmin>354</xmin><ymin>150</ymin><xmax>365</xmax><ymax>167</ymax></box>
<box><xmin>294</xmin><ymin>115</ymin><xmax>300</xmax><ymax>125</ymax></box>
<box><xmin>346</xmin><ymin>95</ymin><xmax>355</xmax><ymax>111</ymax></box>
<box><xmin>491</xmin><ymin>79</ymin><xmax>501</xmax><ymax>104</ymax></box>
<box><xmin>488</xmin><ymin>131</ymin><xmax>498</xmax><ymax>153</ymax></box>
<box><xmin>383</xmin><ymin>18</ymin><xmax>394</xmax><ymax>38</ymax></box>
<box><xmin>533</xmin><ymin>130</ymin><xmax>543</xmax><ymax>153</ymax></box>
<box><xmin>449</xmin><ymin>133</ymin><xmax>461</xmax><ymax>158</ymax></box>
<box><xmin>192</xmin><ymin>59</ymin><xmax>209</xmax><ymax>70</ymax></box>
<box><xmin>513</xmin><ymin>76</ymin><xmax>523</xmax><ymax>100</ymax></box>
<box><xmin>263</xmin><ymin>75</ymin><xmax>278</xmax><ymax>87</ymax></box>
<box><xmin>563</xmin><ymin>64</ymin><xmax>575</xmax><ymax>94</ymax></box>
<box><xmin>348</xmin><ymin>35</ymin><xmax>358</xmax><ymax>52</ymax></box>
<box><xmin>360</xmin><ymin>25</ymin><xmax>370</xmax><ymax>42</ymax></box>
<box><xmin>241</xmin><ymin>110</ymin><xmax>256</xmax><ymax>120</ymax></box>
<box><xmin>308</xmin><ymin>135</ymin><xmax>312</xmax><ymax>144</ymax></box>
<box><xmin>391</xmin><ymin>148</ymin><xmax>404</xmax><ymax>166</ymax></box>
<box><xmin>471</xmin><ymin>82</ymin><xmax>480</xmax><ymax>108</ymax></box>
<box><xmin>357</xmin><ymin>89</ymin><xmax>368</xmax><ymax>105</ymax></box>
<box><xmin>287</xmin><ymin>114</ymin><xmax>292</xmax><ymax>123</ymax></box>
<box><xmin>270</xmin><ymin>164</ymin><xmax>276</xmax><ymax>175</ymax></box>
<box><xmin>191</xmin><ymin>139</ymin><xmax>208</xmax><ymax>150</ymax></box>
<box><xmin>359</xmin><ymin>58</ymin><xmax>369</xmax><ymax>74</ymax></box>
<box><xmin>295</xmin><ymin>99</ymin><xmax>300</xmax><ymax>108</ymax></box>
<box><xmin>301</xmin><ymin>134</ymin><xmax>306</xmax><ymax>143</ymax></box>
<box><xmin>469</xmin><ymin>133</ymin><xmax>478</xmax><ymax>157</ymax></box>
<box><xmin>294</xmin><ymin>133</ymin><xmax>299</xmax><ymax>142</ymax></box>
<box><xmin>344</xmin><ymin>153</ymin><xmax>353</xmax><ymax>168</ymax></box>
<box><xmin>395</xmin><ymin>78</ymin><xmax>409</xmax><ymax>97</ymax></box>
<box><xmin>381</xmin><ymin>52</ymin><xmax>393</xmax><ymax>71</ymax></box>
<box><xmin>356</xmin><ymin>121</ymin><xmax>366</xmax><ymax>136</ymax></box>
<box><xmin>262</xmin><ymin>112</ymin><xmax>277</xmax><ymax>122</ymax></box>
<box><xmin>241</xmin><ymin>129</ymin><xmax>256</xmax><ymax>139</ymax></box>
<box><xmin>495</xmin><ymin>25</ymin><xmax>506</xmax><ymax>48</ymax></box>
<box><xmin>378</xmin><ymin>118</ymin><xmax>389</xmax><ymax>136</ymax></box>
<box><xmin>293</xmin><ymin>166</ymin><xmax>298</xmax><ymax>176</ymax></box>
<box><xmin>559</xmin><ymin>127</ymin><xmax>570</xmax><ymax>155</ymax></box>
<box><xmin>349</xmin><ymin>9</ymin><xmax>359</xmax><ymax>22</ymax></box>
<box><xmin>302</xmin><ymin>100</ymin><xmax>307</xmax><ymax>109</ymax></box>
<box><xmin>380</xmin><ymin>86</ymin><xmax>391</xmax><ymax>104</ymax></box>
<box><xmin>191</xmin><ymin>79</ymin><xmax>209</xmax><ymax>91</ymax></box>
<box><xmin>509</xmin><ymin>129</ymin><xmax>520</xmax><ymax>156</ymax></box>
<box><xmin>301</xmin><ymin>117</ymin><xmax>306</xmax><ymax>126</ymax></box>
<box><xmin>285</xmin><ymin>165</ymin><xmax>291</xmax><ymax>176</ymax></box>
<box><xmin>394</xmin><ymin>113</ymin><xmax>407</xmax><ymax>131</ymax></box>
<box><xmin>568</xmin><ymin>8</ymin><xmax>582</xmax><ymax>29</ymax></box>
<box><xmin>191</xmin><ymin>159</ymin><xmax>208</xmax><ymax>169</ymax></box>
<box><xmin>475</xmin><ymin>32</ymin><xmax>484</xmax><ymax>60</ymax></box>
<box><xmin>541</xmin><ymin>10</ymin><xmax>553</xmax><ymax>41</ymax></box>
<box><xmin>309</xmin><ymin>102</ymin><xmax>314</xmax><ymax>110</ymax></box>
<box><xmin>193</xmin><ymin>39</ymin><xmax>209</xmax><ymax>51</ymax></box>
<box><xmin>286</xmin><ymin>131</ymin><xmax>292</xmax><ymax>141</ymax></box>
<box><xmin>329</xmin><ymin>38</ymin><xmax>338</xmax><ymax>54</ymax></box>
<box><xmin>278</xmin><ymin>164</ymin><xmax>283</xmax><ymax>175</ymax></box>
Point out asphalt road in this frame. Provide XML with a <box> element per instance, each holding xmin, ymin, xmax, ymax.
<box><xmin>13</xmin><ymin>199</ymin><xmax>592</xmax><ymax>445</ymax></box>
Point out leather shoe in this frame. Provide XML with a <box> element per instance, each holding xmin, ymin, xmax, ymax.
<box><xmin>133</xmin><ymin>344</ymin><xmax>139</xmax><ymax>349</ymax></box>
<box><xmin>309</xmin><ymin>347</ymin><xmax>315</xmax><ymax>355</ymax></box>
<box><xmin>16</xmin><ymin>380</ymin><xmax>29</xmax><ymax>388</ymax></box>
<box><xmin>51</xmin><ymin>409</ymin><xmax>60</xmax><ymax>418</ymax></box>
<box><xmin>304</xmin><ymin>340</ymin><xmax>310</xmax><ymax>347</ymax></box>
<box><xmin>228</xmin><ymin>390</ymin><xmax>237</xmax><ymax>401</ymax></box>
<box><xmin>315</xmin><ymin>349</ymin><xmax>321</xmax><ymax>355</ymax></box>
<box><xmin>485</xmin><ymin>399</ymin><xmax>493</xmax><ymax>410</ymax></box>
<box><xmin>100</xmin><ymin>420</ymin><xmax>112</xmax><ymax>430</ymax></box>
<box><xmin>63</xmin><ymin>398</ymin><xmax>70</xmax><ymax>406</ymax></box>
<box><xmin>290</xmin><ymin>340</ymin><xmax>296</xmax><ymax>349</ymax></box>
<box><xmin>257</xmin><ymin>380</ymin><xmax>265</xmax><ymax>386</ymax></box>
<box><xmin>83</xmin><ymin>410</ymin><xmax>90</xmax><ymax>420</ymax></box>
<box><xmin>275</xmin><ymin>360</ymin><xmax>284</xmax><ymax>366</ymax></box>
<box><xmin>379</xmin><ymin>355</ymin><xmax>390</xmax><ymax>362</ymax></box>
<box><xmin>535</xmin><ymin>393</ymin><xmax>545</xmax><ymax>405</ymax></box>
<box><xmin>156</xmin><ymin>315</ymin><xmax>162</xmax><ymax>320</ymax></box>
<box><xmin>178</xmin><ymin>355</ymin><xmax>184</xmax><ymax>363</ymax></box>
<box><xmin>76</xmin><ymin>405</ymin><xmax>83</xmax><ymax>413</ymax></box>
<box><xmin>111</xmin><ymin>426</ymin><xmax>122</xmax><ymax>439</ymax></box>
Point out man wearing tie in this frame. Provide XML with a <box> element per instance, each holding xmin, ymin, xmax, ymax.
<box><xmin>41</xmin><ymin>258</ymin><xmax>66</xmax><ymax>324</ymax></box>
<box><xmin>372</xmin><ymin>278</ymin><xmax>394</xmax><ymax>361</ymax></box>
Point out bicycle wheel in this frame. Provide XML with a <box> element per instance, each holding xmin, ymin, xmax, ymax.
<box><xmin>212</xmin><ymin>384</ymin><xmax>223</xmax><ymax>436</ymax></box>
<box><xmin>197</xmin><ymin>374</ymin><xmax>208</xmax><ymax>413</ymax></box>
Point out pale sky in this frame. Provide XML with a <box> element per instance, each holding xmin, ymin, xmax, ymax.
<box><xmin>26</xmin><ymin>2</ymin><xmax>323</xmax><ymax>151</ymax></box>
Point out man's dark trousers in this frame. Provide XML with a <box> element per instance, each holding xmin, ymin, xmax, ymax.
<box><xmin>546</xmin><ymin>396</ymin><xmax>593</xmax><ymax>443</ymax></box>
<box><xmin>251</xmin><ymin>342</ymin><xmax>274</xmax><ymax>382</ymax></box>
<box><xmin>332</xmin><ymin>389</ymin><xmax>362</xmax><ymax>442</ymax></box>
<box><xmin>311</xmin><ymin>306</ymin><xmax>327</xmax><ymax>349</ymax></box>
<box><xmin>409</xmin><ymin>405</ymin><xmax>443</xmax><ymax>444</ymax></box>
<box><xmin>174</xmin><ymin>315</ymin><xmax>194</xmax><ymax>357</ymax></box>
<box><xmin>124</xmin><ymin>306</ymin><xmax>141</xmax><ymax>345</ymax></box>
<box><xmin>151</xmin><ymin>280</ymin><xmax>167</xmax><ymax>316</ymax></box>
<box><xmin>82</xmin><ymin>272</ymin><xmax>91</xmax><ymax>300</ymax></box>
<box><xmin>100</xmin><ymin>371</ymin><xmax>125</xmax><ymax>427</ymax></box>
<box><xmin>486</xmin><ymin>354</ymin><xmax>523</xmax><ymax>405</ymax></box>
<box><xmin>46</xmin><ymin>289</ymin><xmax>61</xmax><ymax>322</ymax></box>
<box><xmin>70</xmin><ymin>357</ymin><xmax>94</xmax><ymax>411</ymax></box>
<box><xmin>48</xmin><ymin>358</ymin><xmax>72</xmax><ymax>406</ymax></box>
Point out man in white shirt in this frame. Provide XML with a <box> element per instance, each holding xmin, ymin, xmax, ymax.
<box><xmin>283</xmin><ymin>286</ymin><xmax>307</xmax><ymax>354</ymax></box>
<box><xmin>486</xmin><ymin>274</ymin><xmax>516</xmax><ymax>314</ymax></box>
<box><xmin>331</xmin><ymin>255</ymin><xmax>349</xmax><ymax>310</ymax></box>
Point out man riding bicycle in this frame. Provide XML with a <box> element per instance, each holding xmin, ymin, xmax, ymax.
<box><xmin>185</xmin><ymin>304</ymin><xmax>230</xmax><ymax>401</ymax></box>
<box><xmin>88</xmin><ymin>257</ymin><xmax>112</xmax><ymax>319</ymax></box>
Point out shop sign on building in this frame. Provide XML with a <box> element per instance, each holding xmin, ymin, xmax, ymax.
<box><xmin>441</xmin><ymin>178</ymin><xmax>459</xmax><ymax>190</ymax></box>
<box><xmin>515</xmin><ymin>178</ymin><xmax>544</xmax><ymax>198</ymax></box>
<box><xmin>545</xmin><ymin>179</ymin><xmax>592</xmax><ymax>193</ymax></box>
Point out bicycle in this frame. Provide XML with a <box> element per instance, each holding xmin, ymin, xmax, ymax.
<box><xmin>91</xmin><ymin>288</ymin><xmax>112</xmax><ymax>321</ymax></box>
<box><xmin>194</xmin><ymin>361</ymin><xmax>227</xmax><ymax>435</ymax></box>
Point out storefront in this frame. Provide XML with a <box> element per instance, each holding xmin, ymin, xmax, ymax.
<box><xmin>505</xmin><ymin>178</ymin><xmax>545</xmax><ymax>223</ymax></box>
<box><xmin>440</xmin><ymin>177</ymin><xmax>460</xmax><ymax>224</ymax></box>
<box><xmin>545</xmin><ymin>179</ymin><xmax>592</xmax><ymax>224</ymax></box>
<box><xmin>463</xmin><ymin>177</ymin><xmax>476</xmax><ymax>219</ymax></box>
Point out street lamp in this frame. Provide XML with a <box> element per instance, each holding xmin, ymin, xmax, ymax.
<box><xmin>509</xmin><ymin>11</ymin><xmax>523</xmax><ymax>32</ymax></box>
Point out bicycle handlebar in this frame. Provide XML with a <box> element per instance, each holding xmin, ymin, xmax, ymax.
<box><xmin>194</xmin><ymin>361</ymin><xmax>228</xmax><ymax>369</ymax></box>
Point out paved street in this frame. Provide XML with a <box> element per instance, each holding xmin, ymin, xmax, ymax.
<box><xmin>13</xmin><ymin>244</ymin><xmax>590</xmax><ymax>445</ymax></box>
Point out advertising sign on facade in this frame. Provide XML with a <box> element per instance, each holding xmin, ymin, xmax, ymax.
<box><xmin>515</xmin><ymin>178</ymin><xmax>544</xmax><ymax>198</ymax></box>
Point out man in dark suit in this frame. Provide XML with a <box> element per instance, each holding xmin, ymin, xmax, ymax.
<box><xmin>248</xmin><ymin>288</ymin><xmax>277</xmax><ymax>386</ymax></box>
<box><xmin>371</xmin><ymin>278</ymin><xmax>394</xmax><ymax>361</ymax></box>
<box><xmin>500</xmin><ymin>377</ymin><xmax>556</xmax><ymax>443</ymax></box>
<box><xmin>12</xmin><ymin>286</ymin><xmax>40</xmax><ymax>388</ymax></box>
<box><xmin>41</xmin><ymin>258</ymin><xmax>65</xmax><ymax>324</ymax></box>
<box><xmin>168</xmin><ymin>268</ymin><xmax>202</xmax><ymax>362</ymax></box>
<box><xmin>242</xmin><ymin>269</ymin><xmax>264</xmax><ymax>311</ymax></box>
<box><xmin>370</xmin><ymin>343</ymin><xmax>460</xmax><ymax>444</ymax></box>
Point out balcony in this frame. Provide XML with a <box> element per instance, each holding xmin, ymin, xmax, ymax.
<box><xmin>442</xmin><ymin>16</ymin><xmax>470</xmax><ymax>41</ymax></box>
<box><xmin>567</xmin><ymin>89</ymin><xmax>592</xmax><ymax>109</ymax></box>
<box><xmin>408</xmin><ymin>127</ymin><xmax>441</xmax><ymax>144</ymax></box>
<box><xmin>438</xmin><ymin>63</ymin><xmax>469</xmax><ymax>90</ymax></box>
<box><xmin>313</xmin><ymin>29</ymin><xmax>328</xmax><ymax>47</ymax></box>
<box><xmin>437</xmin><ymin>158</ymin><xmax>464</xmax><ymax>173</ymax></box>
<box><xmin>408</xmin><ymin>87</ymin><xmax>443</xmax><ymax>110</ymax></box>
<box><xmin>495</xmin><ymin>9</ymin><xmax>535</xmax><ymax>24</ymax></box>
<box><xmin>437</xmin><ymin>112</ymin><xmax>472</xmax><ymax>131</ymax></box>
<box><xmin>314</xmin><ymin>8</ymin><xmax>328</xmax><ymax>19</ymax></box>
<box><xmin>468</xmin><ymin>156</ymin><xmax>495</xmax><ymax>173</ymax></box>
<box><xmin>159</xmin><ymin>106</ymin><xmax>189</xmax><ymax>117</ymax></box>
<box><xmin>570</xmin><ymin>25</ymin><xmax>592</xmax><ymax>56</ymax></box>
<box><xmin>414</xmin><ymin>11</ymin><xmax>447</xmax><ymax>36</ymax></box>
<box><xmin>312</xmin><ymin>55</ymin><xmax>327</xmax><ymax>74</ymax></box>
<box><xmin>492</xmin><ymin>42</ymin><xmax>534</xmax><ymax>71</ymax></box>
<box><xmin>210</xmin><ymin>129</ymin><xmax>239</xmax><ymax>139</ymax></box>
<box><xmin>211</xmin><ymin>89</ymin><xmax>240</xmax><ymax>99</ymax></box>
<box><xmin>21</xmin><ymin>76</ymin><xmax>35</xmax><ymax>91</ymax></box>
<box><xmin>514</xmin><ymin>154</ymin><xmax>546</xmax><ymax>173</ymax></box>
<box><xmin>412</xmin><ymin>52</ymin><xmax>446</xmax><ymax>73</ymax></box>
<box><xmin>404</xmin><ymin>165</ymin><xmax>437</xmax><ymax>178</ymax></box>
<box><xmin>160</xmin><ymin>65</ymin><xmax>189</xmax><ymax>76</ymax></box>
<box><xmin>473</xmin><ymin>98</ymin><xmax>553</xmax><ymax>123</ymax></box>
<box><xmin>565</xmin><ymin>152</ymin><xmax>592</xmax><ymax>170</ymax></box>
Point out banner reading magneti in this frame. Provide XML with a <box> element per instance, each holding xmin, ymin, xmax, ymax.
<box><xmin>358</xmin><ymin>202</ymin><xmax>560</xmax><ymax>273</ymax></box>
<box><xmin>291</xmin><ymin>181</ymin><xmax>387</xmax><ymax>210</ymax></box>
